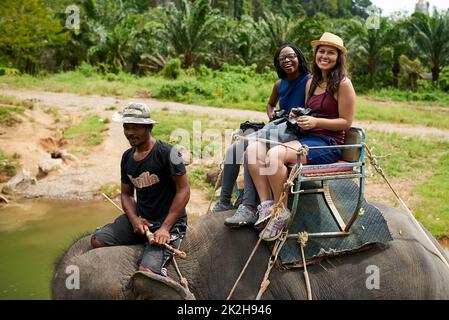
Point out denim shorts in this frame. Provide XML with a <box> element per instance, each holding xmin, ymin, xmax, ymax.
<box><xmin>93</xmin><ymin>214</ymin><xmax>184</xmax><ymax>275</ymax></box>
<box><xmin>298</xmin><ymin>134</ymin><xmax>342</xmax><ymax>165</ymax></box>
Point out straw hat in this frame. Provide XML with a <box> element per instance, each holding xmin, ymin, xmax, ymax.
<box><xmin>112</xmin><ymin>102</ymin><xmax>159</xmax><ymax>124</ymax></box>
<box><xmin>311</xmin><ymin>32</ymin><xmax>347</xmax><ymax>54</ymax></box>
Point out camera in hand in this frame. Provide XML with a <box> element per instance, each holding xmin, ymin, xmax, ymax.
<box><xmin>271</xmin><ymin>109</ymin><xmax>288</xmax><ymax>121</ymax></box>
<box><xmin>286</xmin><ymin>107</ymin><xmax>314</xmax><ymax>135</ymax></box>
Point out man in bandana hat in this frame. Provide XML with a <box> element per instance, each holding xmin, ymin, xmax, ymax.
<box><xmin>91</xmin><ymin>102</ymin><xmax>191</xmax><ymax>298</ymax></box>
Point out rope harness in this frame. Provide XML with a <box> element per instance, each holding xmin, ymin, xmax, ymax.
<box><xmin>227</xmin><ymin>142</ymin><xmax>310</xmax><ymax>300</ymax></box>
<box><xmin>172</xmin><ymin>239</ymin><xmax>192</xmax><ymax>294</ymax></box>
<box><xmin>227</xmin><ymin>138</ymin><xmax>449</xmax><ymax>300</ymax></box>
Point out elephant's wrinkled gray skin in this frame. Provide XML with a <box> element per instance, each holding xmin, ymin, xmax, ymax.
<box><xmin>52</xmin><ymin>202</ymin><xmax>449</xmax><ymax>299</ymax></box>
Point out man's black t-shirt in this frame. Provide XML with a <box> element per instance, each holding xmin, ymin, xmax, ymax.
<box><xmin>120</xmin><ymin>140</ymin><xmax>187</xmax><ymax>232</ymax></box>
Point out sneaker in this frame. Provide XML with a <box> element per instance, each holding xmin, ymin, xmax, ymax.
<box><xmin>259</xmin><ymin>208</ymin><xmax>291</xmax><ymax>241</ymax></box>
<box><xmin>254</xmin><ymin>200</ymin><xmax>274</xmax><ymax>231</ymax></box>
<box><xmin>224</xmin><ymin>204</ymin><xmax>257</xmax><ymax>228</ymax></box>
<box><xmin>211</xmin><ymin>201</ymin><xmax>234</xmax><ymax>213</ymax></box>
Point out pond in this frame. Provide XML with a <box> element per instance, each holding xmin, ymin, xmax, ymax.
<box><xmin>0</xmin><ymin>199</ymin><xmax>448</xmax><ymax>300</ymax></box>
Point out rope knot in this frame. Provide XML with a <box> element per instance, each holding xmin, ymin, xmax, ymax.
<box><xmin>297</xmin><ymin>145</ymin><xmax>309</xmax><ymax>157</ymax></box>
<box><xmin>284</xmin><ymin>179</ymin><xmax>295</xmax><ymax>189</ymax></box>
<box><xmin>297</xmin><ymin>232</ymin><xmax>309</xmax><ymax>247</ymax></box>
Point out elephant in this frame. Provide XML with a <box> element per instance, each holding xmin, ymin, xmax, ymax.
<box><xmin>52</xmin><ymin>202</ymin><xmax>449</xmax><ymax>300</ymax></box>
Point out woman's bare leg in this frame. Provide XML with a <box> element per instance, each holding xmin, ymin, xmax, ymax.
<box><xmin>246</xmin><ymin>142</ymin><xmax>272</xmax><ymax>202</ymax></box>
<box><xmin>266</xmin><ymin>140</ymin><xmax>302</xmax><ymax>207</ymax></box>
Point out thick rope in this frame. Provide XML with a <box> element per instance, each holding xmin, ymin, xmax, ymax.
<box><xmin>226</xmin><ymin>237</ymin><xmax>263</xmax><ymax>300</ymax></box>
<box><xmin>270</xmin><ymin>146</ymin><xmax>307</xmax><ymax>220</ymax></box>
<box><xmin>172</xmin><ymin>255</ymin><xmax>191</xmax><ymax>292</ymax></box>
<box><xmin>364</xmin><ymin>144</ymin><xmax>449</xmax><ymax>271</ymax></box>
<box><xmin>255</xmin><ymin>232</ymin><xmax>288</xmax><ymax>300</ymax></box>
<box><xmin>225</xmin><ymin>139</ymin><xmax>309</xmax><ymax>300</ymax></box>
<box><xmin>297</xmin><ymin>232</ymin><xmax>312</xmax><ymax>300</ymax></box>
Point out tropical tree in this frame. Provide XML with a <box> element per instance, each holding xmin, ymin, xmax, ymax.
<box><xmin>407</xmin><ymin>10</ymin><xmax>449</xmax><ymax>82</ymax></box>
<box><xmin>164</xmin><ymin>0</ymin><xmax>220</xmax><ymax>67</ymax></box>
<box><xmin>399</xmin><ymin>54</ymin><xmax>422</xmax><ymax>91</ymax></box>
<box><xmin>0</xmin><ymin>0</ymin><xmax>66</xmax><ymax>73</ymax></box>
<box><xmin>255</xmin><ymin>11</ymin><xmax>296</xmax><ymax>55</ymax></box>
<box><xmin>350</xmin><ymin>18</ymin><xmax>393</xmax><ymax>88</ymax></box>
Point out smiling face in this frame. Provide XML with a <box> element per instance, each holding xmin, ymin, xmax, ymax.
<box><xmin>123</xmin><ymin>123</ymin><xmax>151</xmax><ymax>147</ymax></box>
<box><xmin>315</xmin><ymin>45</ymin><xmax>339</xmax><ymax>72</ymax></box>
<box><xmin>278</xmin><ymin>47</ymin><xmax>300</xmax><ymax>76</ymax></box>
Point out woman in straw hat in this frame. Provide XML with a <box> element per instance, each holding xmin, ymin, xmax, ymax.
<box><xmin>247</xmin><ymin>32</ymin><xmax>356</xmax><ymax>241</ymax></box>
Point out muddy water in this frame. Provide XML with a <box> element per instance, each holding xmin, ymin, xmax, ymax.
<box><xmin>0</xmin><ymin>200</ymin><xmax>120</xmax><ymax>299</ymax></box>
<box><xmin>0</xmin><ymin>200</ymin><xmax>448</xmax><ymax>300</ymax></box>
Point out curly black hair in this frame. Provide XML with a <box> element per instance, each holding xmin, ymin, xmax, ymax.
<box><xmin>273</xmin><ymin>44</ymin><xmax>309</xmax><ymax>79</ymax></box>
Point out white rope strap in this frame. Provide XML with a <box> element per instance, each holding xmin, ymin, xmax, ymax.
<box><xmin>255</xmin><ymin>232</ymin><xmax>288</xmax><ymax>300</ymax></box>
<box><xmin>297</xmin><ymin>232</ymin><xmax>312</xmax><ymax>300</ymax></box>
<box><xmin>226</xmin><ymin>237</ymin><xmax>263</xmax><ymax>300</ymax></box>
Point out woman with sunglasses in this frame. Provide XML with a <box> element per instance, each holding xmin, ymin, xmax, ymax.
<box><xmin>213</xmin><ymin>44</ymin><xmax>310</xmax><ymax>228</ymax></box>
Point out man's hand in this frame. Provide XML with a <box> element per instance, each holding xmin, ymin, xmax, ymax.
<box><xmin>130</xmin><ymin>217</ymin><xmax>152</xmax><ymax>236</ymax></box>
<box><xmin>152</xmin><ymin>226</ymin><xmax>170</xmax><ymax>245</ymax></box>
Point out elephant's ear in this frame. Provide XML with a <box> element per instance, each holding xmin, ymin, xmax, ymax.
<box><xmin>130</xmin><ymin>271</ymin><xmax>195</xmax><ymax>300</ymax></box>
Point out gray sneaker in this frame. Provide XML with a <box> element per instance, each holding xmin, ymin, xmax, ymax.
<box><xmin>259</xmin><ymin>207</ymin><xmax>291</xmax><ymax>241</ymax></box>
<box><xmin>211</xmin><ymin>201</ymin><xmax>234</xmax><ymax>213</ymax></box>
<box><xmin>254</xmin><ymin>200</ymin><xmax>274</xmax><ymax>231</ymax></box>
<box><xmin>224</xmin><ymin>205</ymin><xmax>257</xmax><ymax>228</ymax></box>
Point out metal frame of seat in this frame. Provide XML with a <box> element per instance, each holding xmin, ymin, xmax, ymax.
<box><xmin>287</xmin><ymin>127</ymin><xmax>365</xmax><ymax>239</ymax></box>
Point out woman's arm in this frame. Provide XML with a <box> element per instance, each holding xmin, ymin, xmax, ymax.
<box><xmin>298</xmin><ymin>78</ymin><xmax>355</xmax><ymax>131</ymax></box>
<box><xmin>266</xmin><ymin>80</ymin><xmax>281</xmax><ymax>120</ymax></box>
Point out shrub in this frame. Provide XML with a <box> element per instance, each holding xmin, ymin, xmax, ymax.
<box><xmin>439</xmin><ymin>66</ymin><xmax>449</xmax><ymax>92</ymax></box>
<box><xmin>77</xmin><ymin>62</ymin><xmax>99</xmax><ymax>77</ymax></box>
<box><xmin>0</xmin><ymin>66</ymin><xmax>20</xmax><ymax>76</ymax></box>
<box><xmin>161</xmin><ymin>58</ymin><xmax>182</xmax><ymax>79</ymax></box>
<box><xmin>157</xmin><ymin>80</ymin><xmax>212</xmax><ymax>100</ymax></box>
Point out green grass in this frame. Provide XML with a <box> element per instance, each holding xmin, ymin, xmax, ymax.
<box><xmin>0</xmin><ymin>105</ymin><xmax>25</xmax><ymax>126</ymax></box>
<box><xmin>0</xmin><ymin>94</ymin><xmax>34</xmax><ymax>109</ymax></box>
<box><xmin>365</xmin><ymin>130</ymin><xmax>449</xmax><ymax>238</ymax></box>
<box><xmin>152</xmin><ymin>110</ymin><xmax>244</xmax><ymax>146</ymax></box>
<box><xmin>357</xmin><ymin>97</ymin><xmax>449</xmax><ymax>130</ymax></box>
<box><xmin>368</xmin><ymin>88</ymin><xmax>449</xmax><ymax>107</ymax></box>
<box><xmin>3</xmin><ymin>71</ymin><xmax>449</xmax><ymax>124</ymax></box>
<box><xmin>63</xmin><ymin>115</ymin><xmax>109</xmax><ymax>151</ymax></box>
<box><xmin>0</xmin><ymin>68</ymin><xmax>276</xmax><ymax>111</ymax></box>
<box><xmin>98</xmin><ymin>183</ymin><xmax>121</xmax><ymax>198</ymax></box>
<box><xmin>188</xmin><ymin>166</ymin><xmax>214</xmax><ymax>197</ymax></box>
<box><xmin>0</xmin><ymin>150</ymin><xmax>21</xmax><ymax>182</ymax></box>
<box><xmin>414</xmin><ymin>153</ymin><xmax>449</xmax><ymax>239</ymax></box>
<box><xmin>365</xmin><ymin>130</ymin><xmax>449</xmax><ymax>178</ymax></box>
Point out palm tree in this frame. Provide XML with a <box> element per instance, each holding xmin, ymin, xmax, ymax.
<box><xmin>350</xmin><ymin>18</ymin><xmax>393</xmax><ymax>87</ymax></box>
<box><xmin>164</xmin><ymin>0</ymin><xmax>219</xmax><ymax>68</ymax></box>
<box><xmin>407</xmin><ymin>9</ymin><xmax>449</xmax><ymax>82</ymax></box>
<box><xmin>256</xmin><ymin>11</ymin><xmax>295</xmax><ymax>54</ymax></box>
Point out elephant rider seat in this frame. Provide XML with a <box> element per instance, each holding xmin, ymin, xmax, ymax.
<box><xmin>286</xmin><ymin>127</ymin><xmax>366</xmax><ymax>239</ymax></box>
